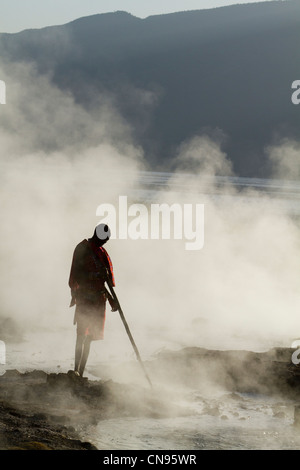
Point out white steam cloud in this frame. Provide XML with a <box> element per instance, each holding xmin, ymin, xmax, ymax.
<box><xmin>267</xmin><ymin>138</ymin><xmax>300</xmax><ymax>180</ymax></box>
<box><xmin>1</xmin><ymin>57</ymin><xmax>300</xmax><ymax>378</ymax></box>
<box><xmin>0</xmin><ymin>60</ymin><xmax>144</xmax><ymax>330</ymax></box>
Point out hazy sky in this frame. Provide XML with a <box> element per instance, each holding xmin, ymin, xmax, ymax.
<box><xmin>1</xmin><ymin>0</ymin><xmax>278</xmax><ymax>33</ymax></box>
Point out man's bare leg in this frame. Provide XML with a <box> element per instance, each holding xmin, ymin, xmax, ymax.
<box><xmin>74</xmin><ymin>334</ymin><xmax>92</xmax><ymax>376</ymax></box>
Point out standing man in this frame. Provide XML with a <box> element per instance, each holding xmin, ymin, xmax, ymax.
<box><xmin>68</xmin><ymin>223</ymin><xmax>117</xmax><ymax>378</ymax></box>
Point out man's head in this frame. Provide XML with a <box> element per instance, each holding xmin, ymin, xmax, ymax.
<box><xmin>93</xmin><ymin>223</ymin><xmax>111</xmax><ymax>246</ymax></box>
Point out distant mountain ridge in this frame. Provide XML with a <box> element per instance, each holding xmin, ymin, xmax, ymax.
<box><xmin>1</xmin><ymin>1</ymin><xmax>300</xmax><ymax>177</ymax></box>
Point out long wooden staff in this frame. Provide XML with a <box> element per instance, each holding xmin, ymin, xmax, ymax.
<box><xmin>105</xmin><ymin>280</ymin><xmax>153</xmax><ymax>389</ymax></box>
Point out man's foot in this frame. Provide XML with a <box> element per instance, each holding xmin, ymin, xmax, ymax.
<box><xmin>67</xmin><ymin>369</ymin><xmax>88</xmax><ymax>383</ymax></box>
<box><xmin>67</xmin><ymin>369</ymin><xmax>81</xmax><ymax>379</ymax></box>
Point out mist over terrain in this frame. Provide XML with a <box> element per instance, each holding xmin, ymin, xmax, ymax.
<box><xmin>0</xmin><ymin>1</ymin><xmax>300</xmax><ymax>365</ymax></box>
<box><xmin>0</xmin><ymin>0</ymin><xmax>300</xmax><ymax>177</ymax></box>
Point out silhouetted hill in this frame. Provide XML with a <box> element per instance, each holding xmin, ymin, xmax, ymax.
<box><xmin>1</xmin><ymin>1</ymin><xmax>300</xmax><ymax>177</ymax></box>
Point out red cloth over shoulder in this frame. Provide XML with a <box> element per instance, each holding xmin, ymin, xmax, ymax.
<box><xmin>69</xmin><ymin>239</ymin><xmax>115</xmax><ymax>290</ymax></box>
<box><xmin>88</xmin><ymin>240</ymin><xmax>115</xmax><ymax>287</ymax></box>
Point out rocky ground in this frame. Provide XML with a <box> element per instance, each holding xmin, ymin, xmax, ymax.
<box><xmin>1</xmin><ymin>346</ymin><xmax>300</xmax><ymax>450</ymax></box>
<box><xmin>0</xmin><ymin>368</ymin><xmax>188</xmax><ymax>450</ymax></box>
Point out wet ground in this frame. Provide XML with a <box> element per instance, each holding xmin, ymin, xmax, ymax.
<box><xmin>2</xmin><ymin>346</ymin><xmax>300</xmax><ymax>450</ymax></box>
<box><xmin>0</xmin><ymin>367</ymin><xmax>188</xmax><ymax>450</ymax></box>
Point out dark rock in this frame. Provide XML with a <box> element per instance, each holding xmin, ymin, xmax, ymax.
<box><xmin>3</xmin><ymin>369</ymin><xmax>22</xmax><ymax>378</ymax></box>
